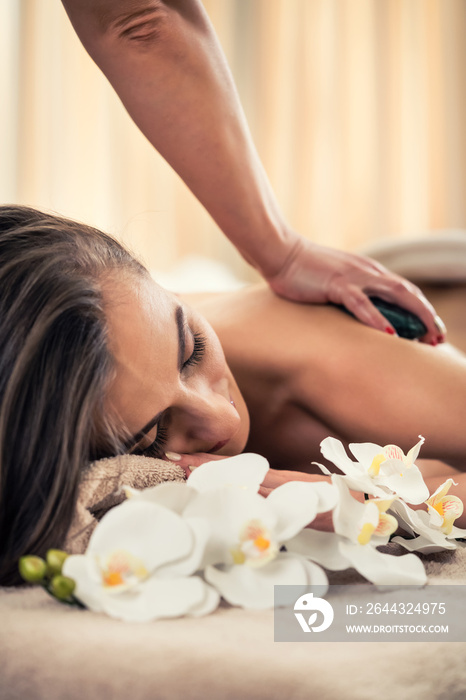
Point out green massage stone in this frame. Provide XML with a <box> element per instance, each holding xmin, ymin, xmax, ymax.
<box><xmin>337</xmin><ymin>296</ymin><xmax>428</xmax><ymax>340</ymax></box>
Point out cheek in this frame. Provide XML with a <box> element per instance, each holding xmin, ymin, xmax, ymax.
<box><xmin>202</xmin><ymin>321</ymin><xmax>229</xmax><ymax>375</ymax></box>
<box><xmin>210</xmin><ymin>339</ymin><xmax>228</xmax><ymax>376</ymax></box>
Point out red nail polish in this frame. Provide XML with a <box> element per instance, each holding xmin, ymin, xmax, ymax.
<box><xmin>437</xmin><ymin>334</ymin><xmax>445</xmax><ymax>343</ymax></box>
<box><xmin>431</xmin><ymin>338</ymin><xmax>438</xmax><ymax>346</ymax></box>
<box><xmin>385</xmin><ymin>327</ymin><xmax>395</xmax><ymax>335</ymax></box>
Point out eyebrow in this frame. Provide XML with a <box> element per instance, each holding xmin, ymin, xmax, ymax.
<box><xmin>126</xmin><ymin>304</ymin><xmax>185</xmax><ymax>449</ymax></box>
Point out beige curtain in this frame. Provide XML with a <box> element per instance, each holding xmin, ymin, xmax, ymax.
<box><xmin>1</xmin><ymin>0</ymin><xmax>465</xmax><ymax>277</ymax></box>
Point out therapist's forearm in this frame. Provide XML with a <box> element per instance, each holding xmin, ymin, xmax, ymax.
<box><xmin>61</xmin><ymin>0</ymin><xmax>298</xmax><ymax>278</ymax></box>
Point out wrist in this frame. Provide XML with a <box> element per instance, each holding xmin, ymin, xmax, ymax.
<box><xmin>238</xmin><ymin>220</ymin><xmax>303</xmax><ymax>280</ymax></box>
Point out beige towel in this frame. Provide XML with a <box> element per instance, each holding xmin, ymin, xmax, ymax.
<box><xmin>360</xmin><ymin>230</ymin><xmax>466</xmax><ymax>282</ymax></box>
<box><xmin>2</xmin><ymin>545</ymin><xmax>466</xmax><ymax>700</ymax></box>
<box><xmin>65</xmin><ymin>455</ymin><xmax>186</xmax><ymax>554</ymax></box>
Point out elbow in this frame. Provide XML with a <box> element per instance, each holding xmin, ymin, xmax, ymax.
<box><xmin>104</xmin><ymin>2</ymin><xmax>170</xmax><ymax>46</ymax></box>
<box><xmin>62</xmin><ymin>0</ymin><xmax>171</xmax><ymax>50</ymax></box>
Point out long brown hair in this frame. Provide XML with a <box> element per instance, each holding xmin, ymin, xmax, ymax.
<box><xmin>0</xmin><ymin>205</ymin><xmax>147</xmax><ymax>585</ymax></box>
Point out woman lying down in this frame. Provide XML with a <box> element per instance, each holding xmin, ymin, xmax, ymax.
<box><xmin>1</xmin><ymin>204</ymin><xmax>465</xmax><ymax>586</ymax></box>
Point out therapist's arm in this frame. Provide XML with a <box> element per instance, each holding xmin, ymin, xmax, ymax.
<box><xmin>61</xmin><ymin>0</ymin><xmax>443</xmax><ymax>344</ymax></box>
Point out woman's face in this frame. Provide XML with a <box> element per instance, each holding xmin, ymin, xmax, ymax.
<box><xmin>103</xmin><ymin>272</ymin><xmax>250</xmax><ymax>458</ymax></box>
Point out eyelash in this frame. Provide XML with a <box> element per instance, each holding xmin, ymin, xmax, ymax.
<box><xmin>183</xmin><ymin>331</ymin><xmax>207</xmax><ymax>369</ymax></box>
<box><xmin>138</xmin><ymin>424</ymin><xmax>169</xmax><ymax>458</ymax></box>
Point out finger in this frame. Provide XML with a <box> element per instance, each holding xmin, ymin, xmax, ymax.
<box><xmin>260</xmin><ymin>467</ymin><xmax>294</xmax><ymax>489</ymax></box>
<box><xmin>258</xmin><ymin>486</ymin><xmax>273</xmax><ymax>498</ymax></box>
<box><xmin>180</xmin><ymin>464</ymin><xmax>193</xmax><ymax>479</ymax></box>
<box><xmin>338</xmin><ymin>286</ymin><xmax>398</xmax><ymax>335</ymax></box>
<box><xmin>364</xmin><ymin>279</ymin><xmax>446</xmax><ymax>345</ymax></box>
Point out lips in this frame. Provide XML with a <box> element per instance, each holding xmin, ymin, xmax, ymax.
<box><xmin>209</xmin><ymin>438</ymin><xmax>230</xmax><ymax>453</ymax></box>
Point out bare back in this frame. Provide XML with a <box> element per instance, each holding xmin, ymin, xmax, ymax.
<box><xmin>183</xmin><ymin>284</ymin><xmax>466</xmax><ymax>471</ymax></box>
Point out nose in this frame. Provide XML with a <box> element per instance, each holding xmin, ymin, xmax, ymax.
<box><xmin>169</xmin><ymin>381</ymin><xmax>239</xmax><ymax>452</ymax></box>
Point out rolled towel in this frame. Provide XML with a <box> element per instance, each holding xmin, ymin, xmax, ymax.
<box><xmin>360</xmin><ymin>230</ymin><xmax>466</xmax><ymax>282</ymax></box>
<box><xmin>65</xmin><ymin>455</ymin><xmax>186</xmax><ymax>554</ymax></box>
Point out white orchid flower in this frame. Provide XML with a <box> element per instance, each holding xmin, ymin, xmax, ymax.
<box><xmin>332</xmin><ymin>475</ymin><xmax>398</xmax><ymax>546</ymax></box>
<box><xmin>316</xmin><ymin>436</ymin><xmax>429</xmax><ymax>504</ymax></box>
<box><xmin>390</xmin><ymin>478</ymin><xmax>466</xmax><ymax>553</ymax></box>
<box><xmin>287</xmin><ymin>476</ymin><xmax>427</xmax><ymax>587</ymax></box>
<box><xmin>123</xmin><ymin>455</ymin><xmax>336</xmax><ymax>609</ymax></box>
<box><xmin>126</xmin><ymin>451</ymin><xmax>336</xmax><ymax>554</ymax></box>
<box><xmin>426</xmin><ymin>479</ymin><xmax>464</xmax><ymax>534</ymax></box>
<box><xmin>183</xmin><ymin>478</ymin><xmax>337</xmax><ymax>609</ymax></box>
<box><xmin>63</xmin><ymin>499</ymin><xmax>219</xmax><ymax>622</ymax></box>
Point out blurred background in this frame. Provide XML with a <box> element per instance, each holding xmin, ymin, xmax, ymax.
<box><xmin>1</xmin><ymin>0</ymin><xmax>465</xmax><ymax>282</ymax></box>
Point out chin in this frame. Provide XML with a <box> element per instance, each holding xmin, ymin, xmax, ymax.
<box><xmin>224</xmin><ymin>433</ymin><xmax>248</xmax><ymax>456</ymax></box>
<box><xmin>222</xmin><ymin>445</ymin><xmax>243</xmax><ymax>457</ymax></box>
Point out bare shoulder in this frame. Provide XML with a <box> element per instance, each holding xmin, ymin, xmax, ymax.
<box><xmin>182</xmin><ymin>283</ymin><xmax>355</xmax><ymax>373</ymax></box>
<box><xmin>182</xmin><ymin>284</ymin><xmax>466</xmax><ymax>387</ymax></box>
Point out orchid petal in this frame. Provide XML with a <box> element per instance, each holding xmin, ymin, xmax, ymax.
<box><xmin>187</xmin><ymin>453</ymin><xmax>269</xmax><ymax>493</ymax></box>
<box><xmin>87</xmin><ymin>500</ymin><xmax>193</xmax><ymax>573</ymax></box>
<box><xmin>426</xmin><ymin>504</ymin><xmax>446</xmax><ymax>529</ymax></box>
<box><xmin>425</xmin><ymin>480</ymin><xmax>464</xmax><ymax>534</ymax></box>
<box><xmin>205</xmin><ymin>553</ymin><xmax>309</xmax><ymax>609</ymax></box>
<box><xmin>437</xmin><ymin>496</ymin><xmax>463</xmax><ymax>535</ymax></box>
<box><xmin>338</xmin><ymin>541</ymin><xmax>427</xmax><ymax>586</ymax></box>
<box><xmin>320</xmin><ymin>437</ymin><xmax>364</xmax><ymax>477</ymax></box>
<box><xmin>377</xmin><ymin>465</ymin><xmax>429</xmax><ymax>504</ymax></box>
<box><xmin>62</xmin><ymin>556</ymin><xmax>105</xmax><ymax>613</ymax></box>
<box><xmin>187</xmin><ymin>582</ymin><xmax>220</xmax><ymax>617</ymax></box>
<box><xmin>376</xmin><ymin>458</ymin><xmax>403</xmax><ymax>477</ymax></box>
<box><xmin>125</xmin><ymin>481</ymin><xmax>197</xmax><ymax>515</ymax></box>
<box><xmin>312</xmin><ymin>481</ymin><xmax>339</xmax><ymax>513</ymax></box>
<box><xmin>404</xmin><ymin>436</ymin><xmax>425</xmax><ymax>466</ymax></box>
<box><xmin>286</xmin><ymin>529</ymin><xmax>351</xmax><ymax>570</ymax></box>
<box><xmin>428</xmin><ymin>478</ymin><xmax>458</xmax><ymax>504</ymax></box>
<box><xmin>338</xmin><ymin>474</ymin><xmax>389</xmax><ymax>498</ymax></box>
<box><xmin>156</xmin><ymin>517</ymin><xmax>210</xmax><ymax>577</ymax></box>
<box><xmin>382</xmin><ymin>444</ymin><xmax>405</xmax><ymax>461</ymax></box>
<box><xmin>100</xmin><ymin>576</ymin><xmax>207</xmax><ymax>622</ymax></box>
<box><xmin>301</xmin><ymin>557</ymin><xmax>329</xmax><ymax>594</ymax></box>
<box><xmin>391</xmin><ymin>534</ymin><xmax>457</xmax><ymax>553</ymax></box>
<box><xmin>332</xmin><ymin>476</ymin><xmax>379</xmax><ymax>543</ymax></box>
<box><xmin>374</xmin><ymin>512</ymin><xmax>398</xmax><ymax>538</ymax></box>
<box><xmin>348</xmin><ymin>442</ymin><xmax>384</xmax><ymax>467</ymax></box>
<box><xmin>265</xmin><ymin>481</ymin><xmax>319</xmax><ymax>541</ymax></box>
<box><xmin>389</xmin><ymin>500</ymin><xmax>460</xmax><ymax>550</ymax></box>
<box><xmin>447</xmin><ymin>524</ymin><xmax>466</xmax><ymax>540</ymax></box>
<box><xmin>373</xmin><ymin>498</ymin><xmax>396</xmax><ymax>513</ymax></box>
<box><xmin>389</xmin><ymin>499</ymin><xmax>425</xmax><ymax>532</ymax></box>
<box><xmin>313</xmin><ymin>461</ymin><xmax>332</xmax><ymax>476</ymax></box>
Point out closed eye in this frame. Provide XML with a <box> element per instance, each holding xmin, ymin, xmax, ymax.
<box><xmin>133</xmin><ymin>423</ymin><xmax>169</xmax><ymax>458</ymax></box>
<box><xmin>128</xmin><ymin>310</ymin><xmax>208</xmax><ymax>458</ymax></box>
<box><xmin>183</xmin><ymin>331</ymin><xmax>206</xmax><ymax>369</ymax></box>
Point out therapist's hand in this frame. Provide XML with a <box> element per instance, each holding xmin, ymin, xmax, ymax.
<box><xmin>267</xmin><ymin>236</ymin><xmax>446</xmax><ymax>346</ymax></box>
<box><xmin>62</xmin><ymin>1</ymin><xmax>445</xmax><ymax>347</ymax></box>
